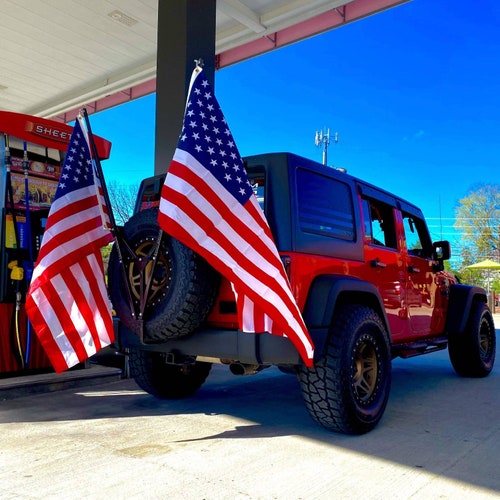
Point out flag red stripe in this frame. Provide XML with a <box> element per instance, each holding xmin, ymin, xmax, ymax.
<box><xmin>161</xmin><ymin>184</ymin><xmax>294</xmax><ymax>315</ymax></box>
<box><xmin>78</xmin><ymin>257</ymin><xmax>112</xmax><ymax>349</ymax></box>
<box><xmin>251</xmin><ymin>301</ymin><xmax>265</xmax><ymax>332</ymax></box>
<box><xmin>160</xmin><ymin>212</ymin><xmax>312</xmax><ymax>364</ymax></box>
<box><xmin>62</xmin><ymin>261</ymin><xmax>102</xmax><ymax>352</ymax></box>
<box><xmin>25</xmin><ymin>294</ymin><xmax>68</xmax><ymax>372</ymax></box>
<box><xmin>245</xmin><ymin>197</ymin><xmax>278</xmax><ymax>248</ymax></box>
<box><xmin>37</xmin><ymin>274</ymin><xmax>90</xmax><ymax>364</ymax></box>
<box><xmin>32</xmin><ymin>240</ymin><xmax>112</xmax><ymax>287</ymax></box>
<box><xmin>44</xmin><ymin>191</ymin><xmax>102</xmax><ymax>231</ymax></box>
<box><xmin>26</xmin><ymin>254</ymin><xmax>113</xmax><ymax>372</ymax></box>
<box><xmin>162</xmin><ymin>167</ymin><xmax>291</xmax><ymax>299</ymax></box>
<box><xmin>82</xmin><ymin>254</ymin><xmax>114</xmax><ymax>345</ymax></box>
<box><xmin>168</xmin><ymin>161</ymin><xmax>288</xmax><ymax>282</ymax></box>
<box><xmin>38</xmin><ymin>216</ymin><xmax>107</xmax><ymax>260</ymax></box>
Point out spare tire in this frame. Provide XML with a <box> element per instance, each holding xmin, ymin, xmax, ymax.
<box><xmin>108</xmin><ymin>208</ymin><xmax>220</xmax><ymax>342</ymax></box>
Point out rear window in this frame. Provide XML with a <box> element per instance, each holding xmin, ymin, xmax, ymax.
<box><xmin>250</xmin><ymin>176</ymin><xmax>265</xmax><ymax>210</ymax></box>
<box><xmin>134</xmin><ymin>175</ymin><xmax>165</xmax><ymax>213</ymax></box>
<box><xmin>296</xmin><ymin>169</ymin><xmax>355</xmax><ymax>241</ymax></box>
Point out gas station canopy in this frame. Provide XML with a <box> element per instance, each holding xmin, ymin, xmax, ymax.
<box><xmin>0</xmin><ymin>0</ymin><xmax>406</xmax><ymax>123</ymax></box>
<box><xmin>0</xmin><ymin>0</ymin><xmax>407</xmax><ymax>377</ymax></box>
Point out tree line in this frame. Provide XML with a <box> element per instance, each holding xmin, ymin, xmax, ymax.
<box><xmin>453</xmin><ymin>184</ymin><xmax>500</xmax><ymax>289</ymax></box>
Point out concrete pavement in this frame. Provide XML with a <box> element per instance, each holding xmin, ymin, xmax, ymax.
<box><xmin>0</xmin><ymin>320</ymin><xmax>499</xmax><ymax>499</ymax></box>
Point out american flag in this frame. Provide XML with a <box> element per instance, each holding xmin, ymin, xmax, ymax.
<box><xmin>158</xmin><ymin>68</ymin><xmax>314</xmax><ymax>366</ymax></box>
<box><xmin>25</xmin><ymin>115</ymin><xmax>114</xmax><ymax>373</ymax></box>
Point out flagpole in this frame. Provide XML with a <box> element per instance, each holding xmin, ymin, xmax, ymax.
<box><xmin>81</xmin><ymin>108</ymin><xmax>119</xmax><ymax>235</ymax></box>
<box><xmin>80</xmin><ymin>108</ymin><xmax>162</xmax><ymax>340</ymax></box>
<box><xmin>80</xmin><ymin>107</ymin><xmax>138</xmax><ymax>328</ymax></box>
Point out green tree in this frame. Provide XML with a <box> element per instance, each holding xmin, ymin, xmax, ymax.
<box><xmin>454</xmin><ymin>184</ymin><xmax>500</xmax><ymax>267</ymax></box>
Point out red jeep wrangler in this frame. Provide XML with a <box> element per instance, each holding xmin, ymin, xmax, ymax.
<box><xmin>108</xmin><ymin>152</ymin><xmax>496</xmax><ymax>434</ymax></box>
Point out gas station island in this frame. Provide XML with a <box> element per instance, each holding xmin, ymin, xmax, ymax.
<box><xmin>0</xmin><ymin>111</ymin><xmax>111</xmax><ymax>375</ymax></box>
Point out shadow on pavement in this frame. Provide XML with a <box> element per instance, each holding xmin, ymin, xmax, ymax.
<box><xmin>1</xmin><ymin>346</ymin><xmax>499</xmax><ymax>494</ymax></box>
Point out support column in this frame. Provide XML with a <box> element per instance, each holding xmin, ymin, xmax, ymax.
<box><xmin>154</xmin><ymin>0</ymin><xmax>216</xmax><ymax>175</ymax></box>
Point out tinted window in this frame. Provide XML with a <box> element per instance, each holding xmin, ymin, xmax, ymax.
<box><xmin>135</xmin><ymin>175</ymin><xmax>165</xmax><ymax>213</ymax></box>
<box><xmin>297</xmin><ymin>169</ymin><xmax>355</xmax><ymax>241</ymax></box>
<box><xmin>402</xmin><ymin>212</ymin><xmax>432</xmax><ymax>257</ymax></box>
<box><xmin>250</xmin><ymin>177</ymin><xmax>265</xmax><ymax>210</ymax></box>
<box><xmin>362</xmin><ymin>198</ymin><xmax>397</xmax><ymax>249</ymax></box>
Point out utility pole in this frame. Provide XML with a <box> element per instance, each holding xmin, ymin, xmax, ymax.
<box><xmin>314</xmin><ymin>128</ymin><xmax>338</xmax><ymax>165</ymax></box>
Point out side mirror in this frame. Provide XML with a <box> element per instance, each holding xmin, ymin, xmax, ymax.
<box><xmin>433</xmin><ymin>240</ymin><xmax>451</xmax><ymax>261</ymax></box>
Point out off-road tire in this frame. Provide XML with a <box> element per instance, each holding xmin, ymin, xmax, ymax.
<box><xmin>108</xmin><ymin>208</ymin><xmax>219</xmax><ymax>342</ymax></box>
<box><xmin>129</xmin><ymin>350</ymin><xmax>212</xmax><ymax>399</ymax></box>
<box><xmin>448</xmin><ymin>301</ymin><xmax>496</xmax><ymax>377</ymax></box>
<box><xmin>298</xmin><ymin>305</ymin><xmax>392</xmax><ymax>434</ymax></box>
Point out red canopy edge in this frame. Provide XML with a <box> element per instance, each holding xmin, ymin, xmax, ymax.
<box><xmin>0</xmin><ymin>110</ymin><xmax>111</xmax><ymax>160</ymax></box>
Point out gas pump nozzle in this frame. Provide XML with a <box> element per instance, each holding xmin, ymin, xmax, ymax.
<box><xmin>8</xmin><ymin>260</ymin><xmax>24</xmax><ymax>281</ymax></box>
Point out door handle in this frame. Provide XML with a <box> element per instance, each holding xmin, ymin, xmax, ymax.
<box><xmin>371</xmin><ymin>259</ymin><xmax>387</xmax><ymax>268</ymax></box>
<box><xmin>408</xmin><ymin>265</ymin><xmax>420</xmax><ymax>273</ymax></box>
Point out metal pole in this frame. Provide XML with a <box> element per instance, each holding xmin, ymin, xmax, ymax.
<box><xmin>155</xmin><ymin>0</ymin><xmax>216</xmax><ymax>175</ymax></box>
<box><xmin>81</xmin><ymin>108</ymin><xmax>119</xmax><ymax>235</ymax></box>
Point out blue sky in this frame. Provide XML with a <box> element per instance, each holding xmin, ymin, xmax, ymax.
<box><xmin>91</xmin><ymin>0</ymin><xmax>500</xmax><ymax>265</ymax></box>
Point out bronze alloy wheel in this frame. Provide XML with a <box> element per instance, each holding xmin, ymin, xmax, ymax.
<box><xmin>108</xmin><ymin>208</ymin><xmax>220</xmax><ymax>342</ymax></box>
<box><xmin>352</xmin><ymin>338</ymin><xmax>378</xmax><ymax>403</ymax></box>
<box><xmin>127</xmin><ymin>237</ymin><xmax>172</xmax><ymax>309</ymax></box>
<box><xmin>298</xmin><ymin>304</ymin><xmax>391</xmax><ymax>435</ymax></box>
<box><xmin>479</xmin><ymin>318</ymin><xmax>492</xmax><ymax>359</ymax></box>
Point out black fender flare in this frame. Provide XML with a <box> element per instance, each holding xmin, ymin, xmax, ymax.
<box><xmin>303</xmin><ymin>275</ymin><xmax>390</xmax><ymax>358</ymax></box>
<box><xmin>446</xmin><ymin>284</ymin><xmax>488</xmax><ymax>335</ymax></box>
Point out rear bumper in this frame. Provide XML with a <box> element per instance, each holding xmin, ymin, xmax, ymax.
<box><xmin>115</xmin><ymin>321</ymin><xmax>303</xmax><ymax>366</ymax></box>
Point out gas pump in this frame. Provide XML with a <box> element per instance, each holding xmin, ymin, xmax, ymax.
<box><xmin>0</xmin><ymin>111</ymin><xmax>111</xmax><ymax>375</ymax></box>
